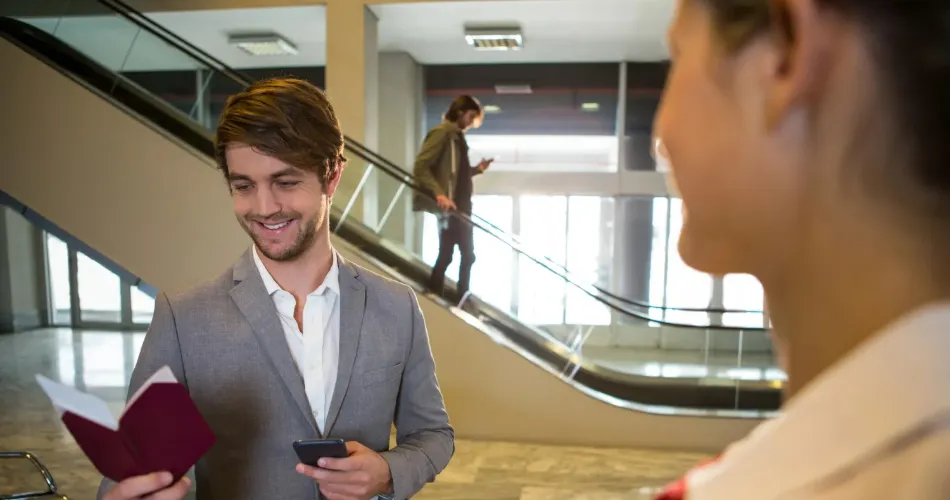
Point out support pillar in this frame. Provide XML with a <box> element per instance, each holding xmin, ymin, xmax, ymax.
<box><xmin>0</xmin><ymin>207</ymin><xmax>47</xmax><ymax>333</ymax></box>
<box><xmin>325</xmin><ymin>0</ymin><xmax>379</xmax><ymax>227</ymax></box>
<box><xmin>376</xmin><ymin>51</ymin><xmax>424</xmax><ymax>247</ymax></box>
<box><xmin>612</xmin><ymin>197</ymin><xmax>654</xmax><ymax>308</ymax></box>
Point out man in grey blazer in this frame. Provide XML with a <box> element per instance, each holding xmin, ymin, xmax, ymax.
<box><xmin>99</xmin><ymin>78</ymin><xmax>453</xmax><ymax>500</ymax></box>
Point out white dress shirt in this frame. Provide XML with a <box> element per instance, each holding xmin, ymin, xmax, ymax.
<box><xmin>253</xmin><ymin>247</ymin><xmax>341</xmax><ymax>434</ymax></box>
<box><xmin>683</xmin><ymin>301</ymin><xmax>950</xmax><ymax>499</ymax></box>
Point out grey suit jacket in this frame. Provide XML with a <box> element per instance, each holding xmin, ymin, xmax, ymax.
<box><xmin>97</xmin><ymin>250</ymin><xmax>454</xmax><ymax>499</ymax></box>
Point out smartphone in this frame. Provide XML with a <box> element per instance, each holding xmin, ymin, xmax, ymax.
<box><xmin>292</xmin><ymin>438</ymin><xmax>348</xmax><ymax>466</ymax></box>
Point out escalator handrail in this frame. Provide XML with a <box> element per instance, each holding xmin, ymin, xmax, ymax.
<box><xmin>0</xmin><ymin>14</ymin><xmax>763</xmax><ymax>331</ymax></box>
<box><xmin>91</xmin><ymin>0</ymin><xmax>767</xmax><ymax>317</ymax></box>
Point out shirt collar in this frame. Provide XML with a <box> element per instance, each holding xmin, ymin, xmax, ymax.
<box><xmin>690</xmin><ymin>301</ymin><xmax>950</xmax><ymax>498</ymax></box>
<box><xmin>251</xmin><ymin>246</ymin><xmax>340</xmax><ymax>298</ymax></box>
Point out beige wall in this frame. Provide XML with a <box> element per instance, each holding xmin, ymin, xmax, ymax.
<box><xmin>0</xmin><ymin>37</ymin><xmax>761</xmax><ymax>451</ymax></box>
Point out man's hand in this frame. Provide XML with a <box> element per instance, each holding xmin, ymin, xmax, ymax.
<box><xmin>435</xmin><ymin>195</ymin><xmax>456</xmax><ymax>211</ymax></box>
<box><xmin>296</xmin><ymin>441</ymin><xmax>393</xmax><ymax>500</ymax></box>
<box><xmin>476</xmin><ymin>158</ymin><xmax>494</xmax><ymax>172</ymax></box>
<box><xmin>103</xmin><ymin>472</ymin><xmax>191</xmax><ymax>500</ymax></box>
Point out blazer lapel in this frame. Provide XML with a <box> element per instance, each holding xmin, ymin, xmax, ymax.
<box><xmin>324</xmin><ymin>258</ymin><xmax>365</xmax><ymax>436</ymax></box>
<box><xmin>229</xmin><ymin>249</ymin><xmax>319</xmax><ymax>433</ymax></box>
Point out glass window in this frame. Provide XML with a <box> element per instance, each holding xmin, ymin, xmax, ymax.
<box><xmin>421</xmin><ymin>195</ymin><xmax>514</xmax><ymax>302</ymax></box>
<box><xmin>77</xmin><ymin>252</ymin><xmax>122</xmax><ymax>324</ymax></box>
<box><xmin>565</xmin><ymin>196</ymin><xmax>611</xmax><ymax>325</ymax></box>
<box><xmin>131</xmin><ymin>286</ymin><xmax>155</xmax><ymax>325</ymax></box>
<box><xmin>723</xmin><ymin>273</ymin><xmax>766</xmax><ymax>328</ymax></box>
<box><xmin>663</xmin><ymin>199</ymin><xmax>713</xmax><ymax>325</ymax></box>
<box><xmin>45</xmin><ymin>233</ymin><xmax>72</xmax><ymax>325</ymax></box>
<box><xmin>470</xmin><ymin>196</ymin><xmax>514</xmax><ymax>311</ymax></box>
<box><xmin>465</xmin><ymin>135</ymin><xmax>618</xmax><ymax>173</ymax></box>
<box><xmin>133</xmin><ymin>333</ymin><xmax>147</xmax><ymax>363</ymax></box>
<box><xmin>648</xmin><ymin>197</ymin><xmax>671</xmax><ymax>321</ymax></box>
<box><xmin>517</xmin><ymin>196</ymin><xmax>567</xmax><ymax>325</ymax></box>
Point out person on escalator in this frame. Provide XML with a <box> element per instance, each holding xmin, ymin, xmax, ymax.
<box><xmin>652</xmin><ymin>0</ymin><xmax>950</xmax><ymax>498</ymax></box>
<box><xmin>412</xmin><ymin>95</ymin><xmax>493</xmax><ymax>303</ymax></box>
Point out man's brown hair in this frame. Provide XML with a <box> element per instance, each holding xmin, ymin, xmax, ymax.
<box><xmin>214</xmin><ymin>77</ymin><xmax>345</xmax><ymax>187</ymax></box>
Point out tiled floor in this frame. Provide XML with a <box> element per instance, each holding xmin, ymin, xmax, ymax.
<box><xmin>1</xmin><ymin>328</ymin><xmax>711</xmax><ymax>499</ymax></box>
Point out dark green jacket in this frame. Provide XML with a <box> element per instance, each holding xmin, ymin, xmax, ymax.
<box><xmin>412</xmin><ymin>121</ymin><xmax>482</xmax><ymax>213</ymax></box>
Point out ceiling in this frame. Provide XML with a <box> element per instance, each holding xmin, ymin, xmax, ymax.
<box><xmin>372</xmin><ymin>0</ymin><xmax>673</xmax><ymax>64</ymax></box>
<box><xmin>20</xmin><ymin>0</ymin><xmax>673</xmax><ymax>72</ymax></box>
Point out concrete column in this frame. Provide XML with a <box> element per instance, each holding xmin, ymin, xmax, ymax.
<box><xmin>376</xmin><ymin>51</ymin><xmax>424</xmax><ymax>248</ymax></box>
<box><xmin>325</xmin><ymin>1</ymin><xmax>379</xmax><ymax>227</ymax></box>
<box><xmin>709</xmin><ymin>276</ymin><xmax>724</xmax><ymax>325</ymax></box>
<box><xmin>612</xmin><ymin>197</ymin><xmax>654</xmax><ymax>308</ymax></box>
<box><xmin>0</xmin><ymin>207</ymin><xmax>47</xmax><ymax>333</ymax></box>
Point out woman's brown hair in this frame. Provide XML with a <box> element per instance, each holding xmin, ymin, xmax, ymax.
<box><xmin>214</xmin><ymin>77</ymin><xmax>344</xmax><ymax>188</ymax></box>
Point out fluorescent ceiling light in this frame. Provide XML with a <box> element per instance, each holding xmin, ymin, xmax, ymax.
<box><xmin>495</xmin><ymin>84</ymin><xmax>532</xmax><ymax>95</ymax></box>
<box><xmin>464</xmin><ymin>27</ymin><xmax>524</xmax><ymax>51</ymax></box>
<box><xmin>229</xmin><ymin>33</ymin><xmax>298</xmax><ymax>56</ymax></box>
<box><xmin>483</xmin><ymin>105</ymin><xmax>502</xmax><ymax>114</ymax></box>
<box><xmin>581</xmin><ymin>102</ymin><xmax>600</xmax><ymax>111</ymax></box>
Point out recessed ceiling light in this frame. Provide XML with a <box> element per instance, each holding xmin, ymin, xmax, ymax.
<box><xmin>229</xmin><ymin>33</ymin><xmax>298</xmax><ymax>56</ymax></box>
<box><xmin>581</xmin><ymin>102</ymin><xmax>600</xmax><ymax>111</ymax></box>
<box><xmin>495</xmin><ymin>84</ymin><xmax>532</xmax><ymax>95</ymax></box>
<box><xmin>464</xmin><ymin>27</ymin><xmax>524</xmax><ymax>51</ymax></box>
<box><xmin>483</xmin><ymin>105</ymin><xmax>502</xmax><ymax>113</ymax></box>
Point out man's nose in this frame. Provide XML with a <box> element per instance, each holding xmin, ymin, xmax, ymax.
<box><xmin>253</xmin><ymin>187</ymin><xmax>280</xmax><ymax>216</ymax></box>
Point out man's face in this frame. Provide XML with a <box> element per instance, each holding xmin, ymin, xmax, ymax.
<box><xmin>458</xmin><ymin>110</ymin><xmax>483</xmax><ymax>131</ymax></box>
<box><xmin>226</xmin><ymin>145</ymin><xmax>336</xmax><ymax>262</ymax></box>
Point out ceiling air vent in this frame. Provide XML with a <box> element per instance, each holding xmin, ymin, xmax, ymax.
<box><xmin>464</xmin><ymin>27</ymin><xmax>524</xmax><ymax>51</ymax></box>
<box><xmin>229</xmin><ymin>33</ymin><xmax>298</xmax><ymax>56</ymax></box>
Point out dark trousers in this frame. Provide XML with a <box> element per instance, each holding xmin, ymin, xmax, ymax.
<box><xmin>428</xmin><ymin>214</ymin><xmax>475</xmax><ymax>299</ymax></box>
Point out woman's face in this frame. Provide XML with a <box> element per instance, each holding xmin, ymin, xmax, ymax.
<box><xmin>654</xmin><ymin>0</ymin><xmax>811</xmax><ymax>279</ymax></box>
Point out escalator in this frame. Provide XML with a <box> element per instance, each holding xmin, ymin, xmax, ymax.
<box><xmin>0</xmin><ymin>1</ymin><xmax>778</xmax><ymax>449</ymax></box>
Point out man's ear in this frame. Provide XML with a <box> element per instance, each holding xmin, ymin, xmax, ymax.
<box><xmin>325</xmin><ymin>158</ymin><xmax>344</xmax><ymax>197</ymax></box>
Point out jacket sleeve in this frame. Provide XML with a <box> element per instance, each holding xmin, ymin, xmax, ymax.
<box><xmin>379</xmin><ymin>289</ymin><xmax>455</xmax><ymax>500</ymax></box>
<box><xmin>97</xmin><ymin>293</ymin><xmax>191</xmax><ymax>498</ymax></box>
<box><xmin>412</xmin><ymin>127</ymin><xmax>449</xmax><ymax>199</ymax></box>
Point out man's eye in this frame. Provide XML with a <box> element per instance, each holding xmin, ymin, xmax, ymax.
<box><xmin>232</xmin><ymin>184</ymin><xmax>252</xmax><ymax>192</ymax></box>
<box><xmin>278</xmin><ymin>181</ymin><xmax>301</xmax><ymax>188</ymax></box>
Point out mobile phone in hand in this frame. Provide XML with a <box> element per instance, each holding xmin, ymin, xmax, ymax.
<box><xmin>292</xmin><ymin>439</ymin><xmax>348</xmax><ymax>467</ymax></box>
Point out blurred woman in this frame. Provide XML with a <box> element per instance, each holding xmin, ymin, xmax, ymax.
<box><xmin>654</xmin><ymin>0</ymin><xmax>950</xmax><ymax>498</ymax></box>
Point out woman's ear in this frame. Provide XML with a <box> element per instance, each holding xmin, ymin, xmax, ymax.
<box><xmin>764</xmin><ymin>0</ymin><xmax>835</xmax><ymax>129</ymax></box>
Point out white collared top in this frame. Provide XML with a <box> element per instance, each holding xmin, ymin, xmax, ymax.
<box><xmin>686</xmin><ymin>301</ymin><xmax>950</xmax><ymax>499</ymax></box>
<box><xmin>253</xmin><ymin>247</ymin><xmax>341</xmax><ymax>434</ymax></box>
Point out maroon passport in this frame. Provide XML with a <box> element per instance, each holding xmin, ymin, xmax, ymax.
<box><xmin>36</xmin><ymin>366</ymin><xmax>215</xmax><ymax>483</ymax></box>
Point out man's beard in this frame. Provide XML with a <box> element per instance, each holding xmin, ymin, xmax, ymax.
<box><xmin>241</xmin><ymin>212</ymin><xmax>319</xmax><ymax>262</ymax></box>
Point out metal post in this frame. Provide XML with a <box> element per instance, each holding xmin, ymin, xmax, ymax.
<box><xmin>335</xmin><ymin>165</ymin><xmax>376</xmax><ymax>232</ymax></box>
<box><xmin>374</xmin><ymin>178</ymin><xmax>409</xmax><ymax>234</ymax></box>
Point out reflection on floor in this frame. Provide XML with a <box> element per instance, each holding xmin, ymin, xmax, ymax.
<box><xmin>1</xmin><ymin>328</ymin><xmax>711</xmax><ymax>499</ymax></box>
